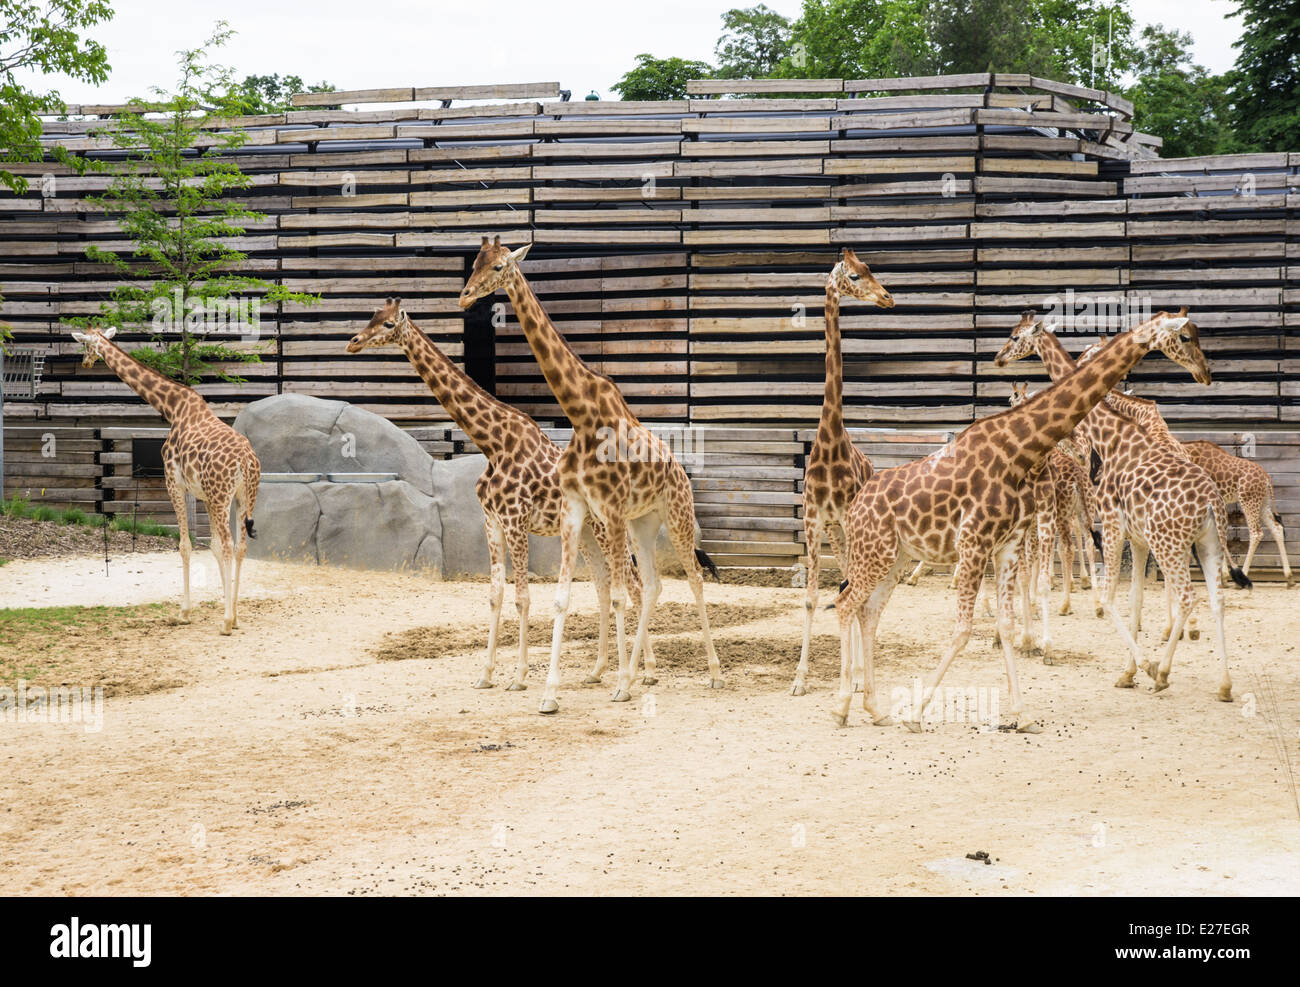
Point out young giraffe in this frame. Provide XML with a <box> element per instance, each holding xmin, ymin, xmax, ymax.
<box><xmin>345</xmin><ymin>298</ymin><xmax>652</xmax><ymax>694</ymax></box>
<box><xmin>70</xmin><ymin>327</ymin><xmax>259</xmax><ymax>635</ymax></box>
<box><xmin>833</xmin><ymin>312</ymin><xmax>1210</xmax><ymax>732</ymax></box>
<box><xmin>994</xmin><ymin>314</ymin><xmax>1250</xmax><ymax>702</ymax></box>
<box><xmin>459</xmin><ymin>237</ymin><xmax>721</xmax><ymax>715</ymax></box>
<box><xmin>792</xmin><ymin>248</ymin><xmax>895</xmax><ymax>696</ymax></box>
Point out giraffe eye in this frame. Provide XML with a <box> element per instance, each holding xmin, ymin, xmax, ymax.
<box><xmin>383</xmin><ymin>321</ymin><xmax>394</xmax><ymax>329</ymax></box>
<box><xmin>849</xmin><ymin>274</ymin><xmax>860</xmax><ymax>281</ymax></box>
<box><xmin>493</xmin><ymin>264</ymin><xmax>504</xmax><ymax>272</ymax></box>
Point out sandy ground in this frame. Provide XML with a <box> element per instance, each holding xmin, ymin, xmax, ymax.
<box><xmin>1</xmin><ymin>551</ymin><xmax>1299</xmax><ymax>896</ymax></box>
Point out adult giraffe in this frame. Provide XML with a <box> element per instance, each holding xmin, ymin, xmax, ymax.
<box><xmin>791</xmin><ymin>249</ymin><xmax>894</xmax><ymax>696</ymax></box>
<box><xmin>832</xmin><ymin>311</ymin><xmax>1211</xmax><ymax>732</ymax></box>
<box><xmin>459</xmin><ymin>237</ymin><xmax>720</xmax><ymax>715</ymax></box>
<box><xmin>994</xmin><ymin>313</ymin><xmax>1249</xmax><ymax>704</ymax></box>
<box><xmin>345</xmin><ymin>298</ymin><xmax>652</xmax><ymax>693</ymax></box>
<box><xmin>70</xmin><ymin>327</ymin><xmax>258</xmax><ymax>635</ymax></box>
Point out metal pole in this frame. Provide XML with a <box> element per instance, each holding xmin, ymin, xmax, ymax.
<box><xmin>1</xmin><ymin>348</ymin><xmax>5</xmax><ymax>499</ymax></box>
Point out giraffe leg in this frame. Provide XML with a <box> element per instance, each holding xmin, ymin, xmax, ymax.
<box><xmin>1241</xmin><ymin>493</ymin><xmax>1264</xmax><ymax>578</ymax></box>
<box><xmin>621</xmin><ymin>512</ymin><xmax>663</xmax><ymax>699</ymax></box>
<box><xmin>1034</xmin><ymin>506</ymin><xmax>1055</xmax><ymax>661</ymax></box>
<box><xmin>905</xmin><ymin>560</ymin><xmax>927</xmax><ymax>586</ymax></box>
<box><xmin>792</xmin><ymin>510</ymin><xmax>822</xmax><ymax>696</ymax></box>
<box><xmin>856</xmin><ymin>559</ymin><xmax>902</xmax><ymax>726</ymax></box>
<box><xmin>579</xmin><ymin>524</ymin><xmax>612</xmax><ymax>685</ymax></box>
<box><xmin>664</xmin><ymin>475</ymin><xmax>722</xmax><ymax>690</ymax></box>
<box><xmin>993</xmin><ymin>536</ymin><xmax>1039</xmax><ymax>732</ymax></box>
<box><xmin>475</xmin><ymin>517</ymin><xmax>507</xmax><ymax>689</ymax></box>
<box><xmin>1128</xmin><ymin>537</ymin><xmax>1149</xmax><ymax>641</ymax></box>
<box><xmin>1057</xmin><ymin>515</ymin><xmax>1074</xmax><ymax>616</ymax></box>
<box><xmin>504</xmin><ymin>521</ymin><xmax>531</xmax><ymax>691</ymax></box>
<box><xmin>209</xmin><ymin>494</ymin><xmax>235</xmax><ymax>636</ymax></box>
<box><xmin>165</xmin><ymin>472</ymin><xmax>191</xmax><ymax>624</ymax></box>
<box><xmin>1263</xmin><ymin>502</ymin><xmax>1293</xmax><ymax>587</ymax></box>
<box><xmin>904</xmin><ymin>543</ymin><xmax>984</xmax><ymax>732</ymax></box>
<box><xmin>1196</xmin><ymin>524</ymin><xmax>1233</xmax><ymax>701</ymax></box>
<box><xmin>541</xmin><ymin>496</ymin><xmax>588</xmax><ymax>715</ymax></box>
<box><xmin>827</xmin><ymin>522</ymin><xmax>863</xmax><ymax>692</ymax></box>
<box><xmin>1100</xmin><ymin>517</ymin><xmax>1144</xmax><ymax>688</ymax></box>
<box><xmin>1146</xmin><ymin>546</ymin><xmax>1193</xmax><ymax>694</ymax></box>
<box><xmin>232</xmin><ymin>481</ymin><xmax>248</xmax><ymax>630</ymax></box>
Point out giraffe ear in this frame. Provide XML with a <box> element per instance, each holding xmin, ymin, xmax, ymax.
<box><xmin>493</xmin><ymin>234</ymin><xmax>501</xmax><ymax>247</ymax></box>
<box><xmin>103</xmin><ymin>326</ymin><xmax>117</xmax><ymax>339</ymax></box>
<box><xmin>70</xmin><ymin>331</ymin><xmax>88</xmax><ymax>343</ymax></box>
<box><xmin>398</xmin><ymin>309</ymin><xmax>407</xmax><ymax>322</ymax></box>
<box><xmin>1159</xmin><ymin>317</ymin><xmax>1189</xmax><ymax>332</ymax></box>
<box><xmin>508</xmin><ymin>243</ymin><xmax>532</xmax><ymax>264</ymax></box>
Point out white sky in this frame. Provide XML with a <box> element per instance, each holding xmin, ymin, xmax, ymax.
<box><xmin>13</xmin><ymin>0</ymin><xmax>1245</xmax><ymax>105</ymax></box>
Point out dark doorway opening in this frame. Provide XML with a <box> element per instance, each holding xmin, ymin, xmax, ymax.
<box><xmin>462</xmin><ymin>262</ymin><xmax>497</xmax><ymax>395</ymax></box>
<box><xmin>132</xmin><ymin>437</ymin><xmax>166</xmax><ymax>478</ymax></box>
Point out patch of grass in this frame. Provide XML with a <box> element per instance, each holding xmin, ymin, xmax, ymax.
<box><xmin>2</xmin><ymin>495</ymin><xmax>32</xmax><ymax>519</ymax></box>
<box><xmin>31</xmin><ymin>504</ymin><xmax>57</xmax><ymax>523</ymax></box>
<box><xmin>109</xmin><ymin>515</ymin><xmax>177</xmax><ymax>539</ymax></box>
<box><xmin>58</xmin><ymin>507</ymin><xmax>89</xmax><ymax>526</ymax></box>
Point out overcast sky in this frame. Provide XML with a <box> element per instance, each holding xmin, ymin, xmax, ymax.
<box><xmin>14</xmin><ymin>0</ymin><xmax>1245</xmax><ymax>105</ymax></box>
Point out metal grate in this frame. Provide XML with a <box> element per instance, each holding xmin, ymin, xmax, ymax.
<box><xmin>1</xmin><ymin>347</ymin><xmax>46</xmax><ymax>400</ymax></box>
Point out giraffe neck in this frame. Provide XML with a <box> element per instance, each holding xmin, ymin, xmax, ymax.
<box><xmin>399</xmin><ymin>319</ymin><xmax>528</xmax><ymax>460</ymax></box>
<box><xmin>96</xmin><ymin>339</ymin><xmax>203</xmax><ymax>424</ymax></box>
<box><xmin>1001</xmin><ymin>329</ymin><xmax>1151</xmax><ymax>467</ymax></box>
<box><xmin>1035</xmin><ymin>330</ymin><xmax>1137</xmax><ymax>459</ymax></box>
<box><xmin>504</xmin><ymin>271</ymin><xmax>609</xmax><ymax>432</ymax></box>
<box><xmin>818</xmin><ymin>281</ymin><xmax>846</xmax><ymax>437</ymax></box>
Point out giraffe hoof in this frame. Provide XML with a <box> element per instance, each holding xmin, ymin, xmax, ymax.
<box><xmin>611</xmin><ymin>689</ymin><xmax>631</xmax><ymax>703</ymax></box>
<box><xmin>1115</xmin><ymin>675</ymin><xmax>1136</xmax><ymax>689</ymax></box>
<box><xmin>1142</xmin><ymin>661</ymin><xmax>1159</xmax><ymax>681</ymax></box>
<box><xmin>641</xmin><ymin>676</ymin><xmax>657</xmax><ymax>686</ymax></box>
<box><xmin>872</xmin><ymin>715</ymin><xmax>895</xmax><ymax>727</ymax></box>
<box><xmin>1217</xmin><ymin>685</ymin><xmax>1234</xmax><ymax>703</ymax></box>
<box><xmin>902</xmin><ymin>719</ymin><xmax>923</xmax><ymax>734</ymax></box>
<box><xmin>831</xmin><ymin>712</ymin><xmax>847</xmax><ymax>728</ymax></box>
<box><xmin>1058</xmin><ymin>603</ymin><xmax>1072</xmax><ymax>616</ymax></box>
<box><xmin>1043</xmin><ymin>654</ymin><xmax>1055</xmax><ymax>666</ymax></box>
<box><xmin>505</xmin><ymin>682</ymin><xmax>527</xmax><ymax>692</ymax></box>
<box><xmin>1095</xmin><ymin>606</ymin><xmax>1104</xmax><ymax>618</ymax></box>
<box><xmin>790</xmin><ymin>683</ymin><xmax>808</xmax><ymax>697</ymax></box>
<box><xmin>538</xmin><ymin>699</ymin><xmax>559</xmax><ymax>715</ymax></box>
<box><xmin>1287</xmin><ymin>577</ymin><xmax>1295</xmax><ymax>589</ymax></box>
<box><xmin>1188</xmin><ymin>628</ymin><xmax>1200</xmax><ymax>641</ymax></box>
<box><xmin>1016</xmin><ymin>720</ymin><xmax>1042</xmax><ymax>735</ymax></box>
<box><xmin>1152</xmin><ymin>680</ymin><xmax>1170</xmax><ymax>694</ymax></box>
<box><xmin>178</xmin><ymin>612</ymin><xmax>192</xmax><ymax>625</ymax></box>
<box><xmin>473</xmin><ymin>678</ymin><xmax>495</xmax><ymax>689</ymax></box>
<box><xmin>220</xmin><ymin>624</ymin><xmax>233</xmax><ymax>637</ymax></box>
<box><xmin>582</xmin><ymin>675</ymin><xmax>601</xmax><ymax>685</ymax></box>
<box><xmin>709</xmin><ymin>679</ymin><xmax>724</xmax><ymax>690</ymax></box>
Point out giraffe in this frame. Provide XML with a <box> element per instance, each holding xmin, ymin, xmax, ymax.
<box><xmin>993</xmin><ymin>313</ymin><xmax>1250</xmax><ymax>703</ymax></box>
<box><xmin>791</xmin><ymin>248</ymin><xmax>894</xmax><ymax>696</ymax></box>
<box><xmin>1184</xmin><ymin>440</ymin><xmax>1292</xmax><ymax>586</ymax></box>
<box><xmin>345</xmin><ymin>298</ymin><xmax>652</xmax><ymax>695</ymax></box>
<box><xmin>832</xmin><ymin>311</ymin><xmax>1211</xmax><ymax>732</ymax></box>
<box><xmin>459</xmin><ymin>237</ymin><xmax>720</xmax><ymax>715</ymax></box>
<box><xmin>70</xmin><ymin>327</ymin><xmax>259</xmax><ymax>635</ymax></box>
<box><xmin>1094</xmin><ymin>375</ymin><xmax>1294</xmax><ymax>587</ymax></box>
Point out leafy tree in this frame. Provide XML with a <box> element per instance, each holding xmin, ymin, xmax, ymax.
<box><xmin>611</xmin><ymin>54</ymin><xmax>714</xmax><ymax>100</ymax></box>
<box><xmin>229</xmin><ymin>73</ymin><xmax>337</xmax><ymax>114</ymax></box>
<box><xmin>1125</xmin><ymin>24</ymin><xmax>1239</xmax><ymax>158</ymax></box>
<box><xmin>1226</xmin><ymin>0</ymin><xmax>1300</xmax><ymax>152</ymax></box>
<box><xmin>714</xmin><ymin>5</ymin><xmax>794</xmax><ymax>78</ymax></box>
<box><xmin>780</xmin><ymin>0</ymin><xmax>919</xmax><ymax>79</ymax></box>
<box><xmin>64</xmin><ymin>24</ymin><xmax>318</xmax><ymax>385</ymax></box>
<box><xmin>0</xmin><ymin>0</ymin><xmax>112</xmax><ymax>195</ymax></box>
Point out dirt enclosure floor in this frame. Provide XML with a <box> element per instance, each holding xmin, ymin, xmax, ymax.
<box><xmin>1</xmin><ymin>551</ymin><xmax>1298</xmax><ymax>896</ymax></box>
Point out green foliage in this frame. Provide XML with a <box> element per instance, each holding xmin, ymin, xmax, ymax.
<box><xmin>611</xmin><ymin>54</ymin><xmax>714</xmax><ymax>100</ymax></box>
<box><xmin>714</xmin><ymin>5</ymin><xmax>794</xmax><ymax>78</ymax></box>
<box><xmin>1226</xmin><ymin>0</ymin><xmax>1300</xmax><ymax>152</ymax></box>
<box><xmin>2</xmin><ymin>494</ymin><xmax>32</xmax><ymax>518</ymax></box>
<box><xmin>228</xmin><ymin>74</ymin><xmax>337</xmax><ymax>114</ymax></box>
<box><xmin>57</xmin><ymin>506</ymin><xmax>88</xmax><ymax>525</ymax></box>
<box><xmin>1125</xmin><ymin>24</ymin><xmax>1240</xmax><ymax>158</ymax></box>
<box><xmin>0</xmin><ymin>0</ymin><xmax>112</xmax><ymax>195</ymax></box>
<box><xmin>31</xmin><ymin>504</ymin><xmax>56</xmax><ymax>522</ymax></box>
<box><xmin>109</xmin><ymin>514</ymin><xmax>174</xmax><ymax>538</ymax></box>
<box><xmin>61</xmin><ymin>23</ymin><xmax>319</xmax><ymax>386</ymax></box>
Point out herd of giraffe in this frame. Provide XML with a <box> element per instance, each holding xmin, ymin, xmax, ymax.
<box><xmin>68</xmin><ymin>239</ymin><xmax>1293</xmax><ymax>731</ymax></box>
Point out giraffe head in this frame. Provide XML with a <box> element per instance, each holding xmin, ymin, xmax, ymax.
<box><xmin>1008</xmin><ymin>381</ymin><xmax>1031</xmax><ymax>406</ymax></box>
<box><xmin>1084</xmin><ymin>308</ymin><xmax>1211</xmax><ymax>385</ymax></box>
<box><xmin>830</xmin><ymin>248</ymin><xmax>894</xmax><ymax>307</ymax></box>
<box><xmin>459</xmin><ymin>235</ymin><xmax>531</xmax><ymax>309</ymax></box>
<box><xmin>992</xmin><ymin>310</ymin><xmax>1047</xmax><ymax>367</ymax></box>
<box><xmin>69</xmin><ymin>326</ymin><xmax>117</xmax><ymax>367</ymax></box>
<box><xmin>347</xmin><ymin>297</ymin><xmax>412</xmax><ymax>352</ymax></box>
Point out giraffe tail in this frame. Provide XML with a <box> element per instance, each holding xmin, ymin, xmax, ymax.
<box><xmin>824</xmin><ymin>579</ymin><xmax>850</xmax><ymax>610</ymax></box>
<box><xmin>1206</xmin><ymin>497</ymin><xmax>1251</xmax><ymax>590</ymax></box>
<box><xmin>245</xmin><ymin>517</ymin><xmax>257</xmax><ymax>540</ymax></box>
<box><xmin>694</xmin><ymin>548</ymin><xmax>720</xmax><ymax>582</ymax></box>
